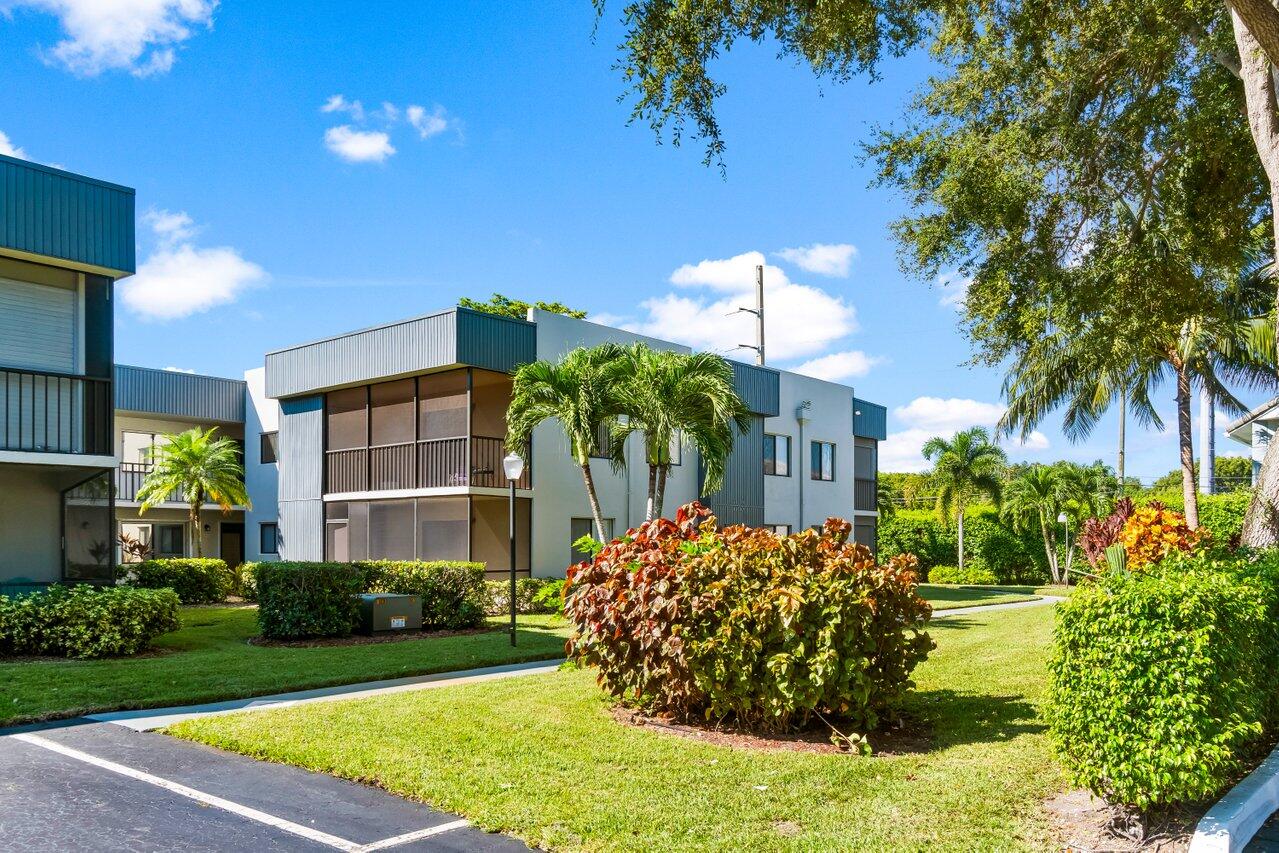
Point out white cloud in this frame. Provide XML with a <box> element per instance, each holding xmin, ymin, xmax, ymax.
<box><xmin>407</xmin><ymin>104</ymin><xmax>453</xmax><ymax>139</ymax></box>
<box><xmin>774</xmin><ymin>243</ymin><xmax>858</xmax><ymax>277</ymax></box>
<box><xmin>792</xmin><ymin>350</ymin><xmax>883</xmax><ymax>382</ymax></box>
<box><xmin>879</xmin><ymin>395</ymin><xmax>1049</xmax><ymax>472</ymax></box>
<box><xmin>7</xmin><ymin>0</ymin><xmax>216</xmax><ymax>77</ymax></box>
<box><xmin>624</xmin><ymin>251</ymin><xmax>858</xmax><ymax>361</ymax></box>
<box><xmin>321</xmin><ymin>94</ymin><xmax>365</xmax><ymax>121</ymax></box>
<box><xmin>323</xmin><ymin>125</ymin><xmax>395</xmax><ymax>163</ymax></box>
<box><xmin>937</xmin><ymin>270</ymin><xmax>971</xmax><ymax>310</ymax></box>
<box><xmin>162</xmin><ymin>365</ymin><xmax>195</xmax><ymax>373</ymax></box>
<box><xmin>0</xmin><ymin>130</ymin><xmax>27</xmax><ymax>159</ymax></box>
<box><xmin>120</xmin><ymin>208</ymin><xmax>266</xmax><ymax>321</ymax></box>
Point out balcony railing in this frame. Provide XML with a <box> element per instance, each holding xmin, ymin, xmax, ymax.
<box><xmin>854</xmin><ymin>477</ymin><xmax>877</xmax><ymax>513</ymax></box>
<box><xmin>326</xmin><ymin>435</ymin><xmax>531</xmax><ymax>494</ymax></box>
<box><xmin>116</xmin><ymin>463</ymin><xmax>182</xmax><ymax>503</ymax></box>
<box><xmin>1</xmin><ymin>367</ymin><xmax>111</xmax><ymax>455</ymax></box>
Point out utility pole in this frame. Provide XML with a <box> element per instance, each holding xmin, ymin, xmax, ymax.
<box><xmin>736</xmin><ymin>264</ymin><xmax>765</xmax><ymax>365</ymax></box>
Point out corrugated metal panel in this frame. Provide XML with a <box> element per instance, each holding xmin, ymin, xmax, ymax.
<box><xmin>279</xmin><ymin>395</ymin><xmax>323</xmax><ymax>502</ymax></box>
<box><xmin>0</xmin><ymin>154</ymin><xmax>135</xmax><ymax>275</ymax></box>
<box><xmin>278</xmin><ymin>499</ymin><xmax>323</xmax><ymax>560</ymax></box>
<box><xmin>703</xmin><ymin>415</ymin><xmax>764</xmax><ymax>527</ymax></box>
<box><xmin>731</xmin><ymin>362</ymin><xmax>780</xmax><ymax>417</ymax></box>
<box><xmin>853</xmin><ymin>398</ymin><xmax>887</xmax><ymax>440</ymax></box>
<box><xmin>114</xmin><ymin>365</ymin><xmax>245</xmax><ymax>423</ymax></box>
<box><xmin>455</xmin><ymin>308</ymin><xmax>536</xmax><ymax>373</ymax></box>
<box><xmin>0</xmin><ymin>278</ymin><xmax>76</xmax><ymax>372</ymax></box>
<box><xmin>265</xmin><ymin>310</ymin><xmax>459</xmax><ymax>399</ymax></box>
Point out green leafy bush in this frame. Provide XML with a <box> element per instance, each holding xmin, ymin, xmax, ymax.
<box><xmin>0</xmin><ymin>585</ymin><xmax>180</xmax><ymax>659</ymax></box>
<box><xmin>485</xmin><ymin>577</ymin><xmax>565</xmax><ymax>615</ymax></box>
<box><xmin>360</xmin><ymin>560</ymin><xmax>486</xmax><ymax>630</ymax></box>
<box><xmin>1048</xmin><ymin>553</ymin><xmax>1279</xmax><ymax>807</ymax></box>
<box><xmin>234</xmin><ymin>561</ymin><xmax>261</xmax><ymax>601</ymax></box>
<box><xmin>120</xmin><ymin>558</ymin><xmax>233</xmax><ymax>604</ymax></box>
<box><xmin>926</xmin><ymin>565</ymin><xmax>999</xmax><ymax>585</ymax></box>
<box><xmin>878</xmin><ymin>510</ymin><xmax>956</xmax><ymax>570</ymax></box>
<box><xmin>255</xmin><ymin>562</ymin><xmax>363</xmax><ymax>640</ymax></box>
<box><xmin>1134</xmin><ymin>490</ymin><xmax>1250</xmax><ymax>544</ymax></box>
<box><xmin>964</xmin><ymin>508</ymin><xmax>1048</xmax><ymax>583</ymax></box>
<box><xmin>566</xmin><ymin>502</ymin><xmax>934</xmax><ymax>732</ymax></box>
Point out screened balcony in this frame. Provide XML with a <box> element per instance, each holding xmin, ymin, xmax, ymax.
<box><xmin>323</xmin><ymin>367</ymin><xmax>530</xmax><ymax>494</ymax></box>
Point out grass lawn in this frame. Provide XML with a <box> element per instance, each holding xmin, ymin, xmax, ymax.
<box><xmin>918</xmin><ymin>583</ymin><xmax>1043</xmax><ymax>610</ymax></box>
<box><xmin>0</xmin><ymin>608</ymin><xmax>570</xmax><ymax>726</ymax></box>
<box><xmin>170</xmin><ymin>604</ymin><xmax>1066</xmax><ymax>852</ymax></box>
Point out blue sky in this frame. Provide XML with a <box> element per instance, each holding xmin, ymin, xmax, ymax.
<box><xmin>0</xmin><ymin>1</ymin><xmax>1257</xmax><ymax>479</ymax></box>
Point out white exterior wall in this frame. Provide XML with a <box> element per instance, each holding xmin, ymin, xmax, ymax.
<box><xmin>1252</xmin><ymin>422</ymin><xmax>1273</xmax><ymax>486</ymax></box>
<box><xmin>528</xmin><ymin>310</ymin><xmax>702</xmax><ymax>577</ymax></box>
<box><xmin>243</xmin><ymin>367</ymin><xmax>281</xmax><ymax>562</ymax></box>
<box><xmin>763</xmin><ymin>371</ymin><xmax>856</xmax><ymax>532</ymax></box>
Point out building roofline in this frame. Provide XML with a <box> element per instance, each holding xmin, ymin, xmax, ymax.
<box><xmin>115</xmin><ymin>363</ymin><xmax>246</xmax><ymax>388</ymax></box>
<box><xmin>1226</xmin><ymin>394</ymin><xmax>1279</xmax><ymax>435</ymax></box>
<box><xmin>264</xmin><ymin>306</ymin><xmax>534</xmax><ymax>357</ymax></box>
<box><xmin>0</xmin><ymin>152</ymin><xmax>135</xmax><ymax>195</ymax></box>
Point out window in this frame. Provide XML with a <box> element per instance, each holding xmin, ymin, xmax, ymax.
<box><xmin>156</xmin><ymin>524</ymin><xmax>185</xmax><ymax>557</ymax></box>
<box><xmin>260</xmin><ymin>431</ymin><xmax>278</xmax><ymax>464</ymax></box>
<box><xmin>590</xmin><ymin>420</ymin><xmax>615</xmax><ymax>459</ymax></box>
<box><xmin>763</xmin><ymin>434</ymin><xmax>791</xmax><ymax>476</ymax></box>
<box><xmin>570</xmin><ymin>517</ymin><xmax>614</xmax><ymax>565</ymax></box>
<box><xmin>811</xmin><ymin>441</ymin><xmax>835</xmax><ymax>481</ymax></box>
<box><xmin>767</xmin><ymin>524</ymin><xmax>791</xmax><ymax>536</ymax></box>
<box><xmin>259</xmin><ymin>522</ymin><xmax>278</xmax><ymax>555</ymax></box>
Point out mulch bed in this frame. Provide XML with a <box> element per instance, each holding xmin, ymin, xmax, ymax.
<box><xmin>1045</xmin><ymin>790</ymin><xmax>1198</xmax><ymax>852</ymax></box>
<box><xmin>247</xmin><ymin>625</ymin><xmax>496</xmax><ymax>648</ymax></box>
<box><xmin>610</xmin><ymin>706</ymin><xmax>933</xmax><ymax>755</ymax></box>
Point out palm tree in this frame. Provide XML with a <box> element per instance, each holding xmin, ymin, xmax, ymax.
<box><xmin>921</xmin><ymin>427</ymin><xmax>1007</xmax><ymax>572</ymax></box>
<box><xmin>506</xmin><ymin>344</ymin><xmax>627</xmax><ymax>540</ymax></box>
<box><xmin>876</xmin><ymin>480</ymin><xmax>896</xmax><ymax>518</ymax></box>
<box><xmin>136</xmin><ymin>428</ymin><xmax>250</xmax><ymax>557</ymax></box>
<box><xmin>613</xmin><ymin>345</ymin><xmax>751</xmax><ymax>520</ymax></box>
<box><xmin>1001</xmin><ymin>465</ymin><xmax>1066</xmax><ymax>584</ymax></box>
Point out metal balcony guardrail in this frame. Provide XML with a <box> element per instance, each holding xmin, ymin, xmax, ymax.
<box><xmin>854</xmin><ymin>477</ymin><xmax>877</xmax><ymax>512</ymax></box>
<box><xmin>326</xmin><ymin>435</ymin><xmax>531</xmax><ymax>494</ymax></box>
<box><xmin>1</xmin><ymin>367</ymin><xmax>111</xmax><ymax>455</ymax></box>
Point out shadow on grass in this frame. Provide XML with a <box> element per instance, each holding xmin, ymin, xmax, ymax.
<box><xmin>878</xmin><ymin>690</ymin><xmax>1044</xmax><ymax>755</ymax></box>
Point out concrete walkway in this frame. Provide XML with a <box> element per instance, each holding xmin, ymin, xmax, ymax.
<box><xmin>932</xmin><ymin>595</ymin><xmax>1065</xmax><ymax>619</ymax></box>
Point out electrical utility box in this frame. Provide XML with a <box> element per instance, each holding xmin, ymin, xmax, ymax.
<box><xmin>354</xmin><ymin>594</ymin><xmax>422</xmax><ymax>635</ymax></box>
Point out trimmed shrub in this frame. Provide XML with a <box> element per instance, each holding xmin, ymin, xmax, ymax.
<box><xmin>1048</xmin><ymin>554</ymin><xmax>1279</xmax><ymax>808</ymax></box>
<box><xmin>234</xmin><ymin>561</ymin><xmax>261</xmax><ymax>601</ymax></box>
<box><xmin>121</xmin><ymin>558</ymin><xmax>233</xmax><ymax>604</ymax></box>
<box><xmin>964</xmin><ymin>508</ymin><xmax>1049</xmax><ymax>584</ymax></box>
<box><xmin>0</xmin><ymin>585</ymin><xmax>180</xmax><ymax>659</ymax></box>
<box><xmin>1120</xmin><ymin>505</ymin><xmax>1204</xmax><ymax>569</ymax></box>
<box><xmin>878</xmin><ymin>510</ymin><xmax>956</xmax><ymax>570</ymax></box>
<box><xmin>360</xmin><ymin>560</ymin><xmax>486</xmax><ymax>630</ymax></box>
<box><xmin>485</xmin><ymin>577</ymin><xmax>565</xmax><ymax>616</ymax></box>
<box><xmin>255</xmin><ymin>562</ymin><xmax>362</xmax><ymax>640</ymax></box>
<box><xmin>565</xmin><ymin>502</ymin><xmax>934</xmax><ymax>732</ymax></box>
<box><xmin>927</xmin><ymin>565</ymin><xmax>999</xmax><ymax>585</ymax></box>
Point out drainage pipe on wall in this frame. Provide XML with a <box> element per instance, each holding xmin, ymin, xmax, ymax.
<box><xmin>796</xmin><ymin>400</ymin><xmax>812</xmax><ymax>531</ymax></box>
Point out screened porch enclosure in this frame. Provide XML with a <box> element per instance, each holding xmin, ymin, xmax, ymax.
<box><xmin>324</xmin><ymin>495</ymin><xmax>531</xmax><ymax>578</ymax></box>
<box><xmin>324</xmin><ymin>367</ymin><xmax>529</xmax><ymax>494</ymax></box>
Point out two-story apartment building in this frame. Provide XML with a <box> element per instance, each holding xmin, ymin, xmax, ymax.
<box><xmin>0</xmin><ymin>154</ymin><xmax>134</xmax><ymax>589</ymax></box>
<box><xmin>246</xmin><ymin>307</ymin><xmax>884</xmax><ymax>577</ymax></box>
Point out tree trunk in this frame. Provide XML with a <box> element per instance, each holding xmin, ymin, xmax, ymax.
<box><xmin>1039</xmin><ymin>514</ymin><xmax>1060</xmax><ymax>585</ymax></box>
<box><xmin>645</xmin><ymin>464</ymin><xmax>657</xmax><ymax>521</ymax></box>
<box><xmin>957</xmin><ymin>507</ymin><xmax>965</xmax><ymax>573</ymax></box>
<box><xmin>1117</xmin><ymin>393</ymin><xmax>1126</xmax><ymax>496</ymax></box>
<box><xmin>1229</xmin><ymin>5</ymin><xmax>1279</xmax><ymax>546</ymax></box>
<box><xmin>1174</xmin><ymin>362</ymin><xmax>1200</xmax><ymax>529</ymax></box>
<box><xmin>579</xmin><ymin>461</ymin><xmax>608</xmax><ymax>541</ymax></box>
<box><xmin>654</xmin><ymin>465</ymin><xmax>668</xmax><ymax>519</ymax></box>
<box><xmin>189</xmin><ymin>501</ymin><xmax>203</xmax><ymax>557</ymax></box>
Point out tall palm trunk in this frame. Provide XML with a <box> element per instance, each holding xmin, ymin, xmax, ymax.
<box><xmin>1174</xmin><ymin>361</ymin><xmax>1200</xmax><ymax>529</ymax></box>
<box><xmin>1038</xmin><ymin>513</ymin><xmax>1060</xmax><ymax>584</ymax></box>
<box><xmin>956</xmin><ymin>506</ymin><xmax>966</xmax><ymax>573</ymax></box>
<box><xmin>645</xmin><ymin>465</ymin><xmax>658</xmax><ymax>521</ymax></box>
<box><xmin>654</xmin><ymin>465</ymin><xmax>668</xmax><ymax>519</ymax></box>
<box><xmin>579</xmin><ymin>462</ymin><xmax>608</xmax><ymax>541</ymax></box>
<box><xmin>189</xmin><ymin>489</ymin><xmax>203</xmax><ymax>557</ymax></box>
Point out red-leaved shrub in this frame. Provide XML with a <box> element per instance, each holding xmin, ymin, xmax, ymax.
<box><xmin>564</xmin><ymin>502</ymin><xmax>934</xmax><ymax>732</ymax></box>
<box><xmin>1078</xmin><ymin>497</ymin><xmax>1135</xmax><ymax>567</ymax></box>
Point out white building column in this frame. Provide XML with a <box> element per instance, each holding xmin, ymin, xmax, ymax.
<box><xmin>1199</xmin><ymin>387</ymin><xmax>1214</xmax><ymax>495</ymax></box>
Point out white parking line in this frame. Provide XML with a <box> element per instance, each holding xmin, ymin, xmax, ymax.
<box><xmin>10</xmin><ymin>732</ymin><xmax>469</xmax><ymax>852</ymax></box>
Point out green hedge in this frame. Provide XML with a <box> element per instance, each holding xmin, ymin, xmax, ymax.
<box><xmin>879</xmin><ymin>507</ymin><xmax>1047</xmax><ymax>584</ymax></box>
<box><xmin>485</xmin><ymin>577</ymin><xmax>565</xmax><ymax>616</ymax></box>
<box><xmin>1048</xmin><ymin>553</ymin><xmax>1279</xmax><ymax>807</ymax></box>
<box><xmin>927</xmin><ymin>565</ymin><xmax>999</xmax><ymax>585</ymax></box>
<box><xmin>1136</xmin><ymin>490</ymin><xmax>1250</xmax><ymax>544</ymax></box>
<box><xmin>121</xmin><ymin>558</ymin><xmax>233</xmax><ymax>604</ymax></box>
<box><xmin>360</xmin><ymin>560</ymin><xmax>487</xmax><ymax>630</ymax></box>
<box><xmin>254</xmin><ymin>562</ymin><xmax>363</xmax><ymax>640</ymax></box>
<box><xmin>0</xmin><ymin>585</ymin><xmax>180</xmax><ymax>659</ymax></box>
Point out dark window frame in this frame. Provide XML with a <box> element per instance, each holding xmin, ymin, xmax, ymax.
<box><xmin>810</xmin><ymin>441</ymin><xmax>836</xmax><ymax>482</ymax></box>
<box><xmin>764</xmin><ymin>433</ymin><xmax>791</xmax><ymax>477</ymax></box>
<box><xmin>259</xmin><ymin>522</ymin><xmax>278</xmax><ymax>554</ymax></box>
<box><xmin>260</xmin><ymin>431</ymin><xmax>278</xmax><ymax>464</ymax></box>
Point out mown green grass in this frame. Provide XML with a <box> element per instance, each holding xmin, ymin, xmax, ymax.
<box><xmin>918</xmin><ymin>583</ymin><xmax>1042</xmax><ymax>610</ymax></box>
<box><xmin>0</xmin><ymin>608</ymin><xmax>570</xmax><ymax>726</ymax></box>
<box><xmin>170</xmin><ymin>605</ymin><xmax>1065</xmax><ymax>852</ymax></box>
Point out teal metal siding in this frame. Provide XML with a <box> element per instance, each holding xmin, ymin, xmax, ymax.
<box><xmin>703</xmin><ymin>415</ymin><xmax>765</xmax><ymax>527</ymax></box>
<box><xmin>853</xmin><ymin>398</ymin><xmax>887</xmax><ymax>441</ymax></box>
<box><xmin>114</xmin><ymin>365</ymin><xmax>246</xmax><ymax>423</ymax></box>
<box><xmin>0</xmin><ymin>155</ymin><xmax>135</xmax><ymax>275</ymax></box>
<box><xmin>730</xmin><ymin>362</ymin><xmax>780</xmax><ymax>417</ymax></box>
<box><xmin>455</xmin><ymin>308</ymin><xmax>536</xmax><ymax>373</ymax></box>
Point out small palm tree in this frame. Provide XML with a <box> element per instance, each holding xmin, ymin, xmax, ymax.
<box><xmin>613</xmin><ymin>345</ymin><xmax>750</xmax><ymax>520</ymax></box>
<box><xmin>136</xmin><ymin>428</ymin><xmax>250</xmax><ymax>557</ymax></box>
<box><xmin>922</xmin><ymin>427</ymin><xmax>1007</xmax><ymax>572</ymax></box>
<box><xmin>1002</xmin><ymin>466</ymin><xmax>1067</xmax><ymax>584</ymax></box>
<box><xmin>876</xmin><ymin>480</ymin><xmax>896</xmax><ymax>519</ymax></box>
<box><xmin>506</xmin><ymin>344</ymin><xmax>627</xmax><ymax>540</ymax></box>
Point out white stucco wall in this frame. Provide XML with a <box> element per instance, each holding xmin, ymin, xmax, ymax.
<box><xmin>527</xmin><ymin>310</ymin><xmax>702</xmax><ymax>577</ymax></box>
<box><xmin>0</xmin><ymin>465</ymin><xmax>71</xmax><ymax>583</ymax></box>
<box><xmin>243</xmin><ymin>367</ymin><xmax>281</xmax><ymax>562</ymax></box>
<box><xmin>763</xmin><ymin>371</ymin><xmax>856</xmax><ymax>532</ymax></box>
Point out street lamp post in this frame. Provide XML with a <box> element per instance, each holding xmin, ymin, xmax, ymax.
<box><xmin>1057</xmin><ymin>511</ymin><xmax>1070</xmax><ymax>585</ymax></box>
<box><xmin>503</xmin><ymin>452</ymin><xmax>525</xmax><ymax>646</ymax></box>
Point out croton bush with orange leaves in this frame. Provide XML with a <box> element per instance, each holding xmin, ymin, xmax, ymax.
<box><xmin>1119</xmin><ymin>504</ymin><xmax>1207</xmax><ymax>569</ymax></box>
<box><xmin>563</xmin><ymin>502</ymin><xmax>934</xmax><ymax>733</ymax></box>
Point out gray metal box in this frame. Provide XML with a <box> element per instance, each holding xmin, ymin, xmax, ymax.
<box><xmin>354</xmin><ymin>594</ymin><xmax>422</xmax><ymax>635</ymax></box>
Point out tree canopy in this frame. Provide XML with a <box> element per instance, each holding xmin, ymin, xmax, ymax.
<box><xmin>459</xmin><ymin>293</ymin><xmax>587</xmax><ymax>321</ymax></box>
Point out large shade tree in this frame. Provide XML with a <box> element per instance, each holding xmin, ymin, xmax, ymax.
<box><xmin>921</xmin><ymin>426</ymin><xmax>1007</xmax><ymax>572</ymax></box>
<box><xmin>136</xmin><ymin>428</ymin><xmax>250</xmax><ymax>558</ymax></box>
<box><xmin>594</xmin><ymin>0</ymin><xmax>1279</xmax><ymax>544</ymax></box>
